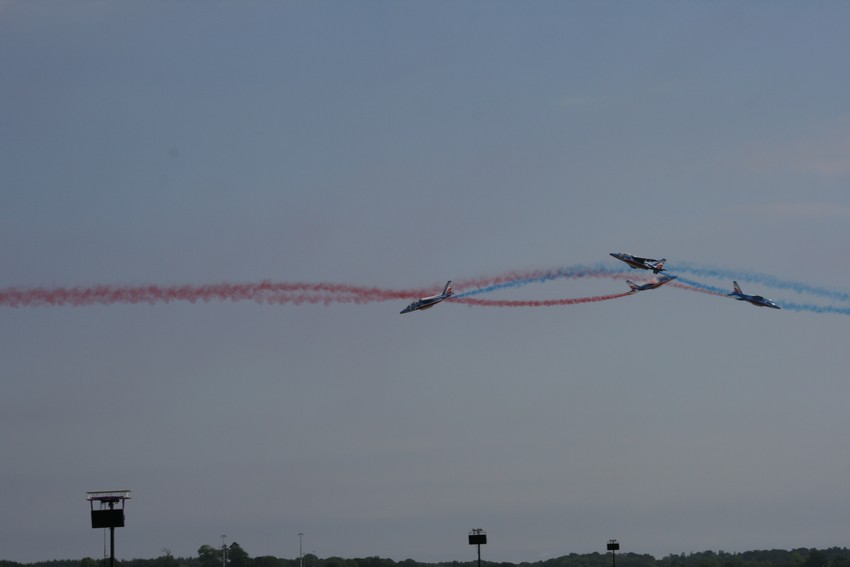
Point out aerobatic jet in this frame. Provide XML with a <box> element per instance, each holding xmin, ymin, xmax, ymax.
<box><xmin>626</xmin><ymin>275</ymin><xmax>677</xmax><ymax>294</ymax></box>
<box><xmin>610</xmin><ymin>253</ymin><xmax>667</xmax><ymax>274</ymax></box>
<box><xmin>400</xmin><ymin>281</ymin><xmax>453</xmax><ymax>314</ymax></box>
<box><xmin>727</xmin><ymin>281</ymin><xmax>781</xmax><ymax>309</ymax></box>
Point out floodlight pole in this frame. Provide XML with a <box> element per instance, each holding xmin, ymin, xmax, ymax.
<box><xmin>87</xmin><ymin>490</ymin><xmax>131</xmax><ymax>567</ymax></box>
<box><xmin>99</xmin><ymin>500</ymin><xmax>115</xmax><ymax>567</ymax></box>
<box><xmin>108</xmin><ymin>499</ymin><xmax>115</xmax><ymax>567</ymax></box>
<box><xmin>468</xmin><ymin>528</ymin><xmax>487</xmax><ymax>567</ymax></box>
<box><xmin>607</xmin><ymin>539</ymin><xmax>620</xmax><ymax>567</ymax></box>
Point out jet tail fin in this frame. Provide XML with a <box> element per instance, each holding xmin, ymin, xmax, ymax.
<box><xmin>626</xmin><ymin>280</ymin><xmax>639</xmax><ymax>293</ymax></box>
<box><xmin>653</xmin><ymin>259</ymin><xmax>667</xmax><ymax>273</ymax></box>
<box><xmin>732</xmin><ymin>280</ymin><xmax>743</xmax><ymax>294</ymax></box>
<box><xmin>443</xmin><ymin>281</ymin><xmax>453</xmax><ymax>296</ymax></box>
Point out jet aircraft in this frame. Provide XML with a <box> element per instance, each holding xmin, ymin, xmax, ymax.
<box><xmin>400</xmin><ymin>281</ymin><xmax>453</xmax><ymax>314</ymax></box>
<box><xmin>626</xmin><ymin>275</ymin><xmax>677</xmax><ymax>294</ymax></box>
<box><xmin>727</xmin><ymin>281</ymin><xmax>781</xmax><ymax>309</ymax></box>
<box><xmin>610</xmin><ymin>252</ymin><xmax>667</xmax><ymax>273</ymax></box>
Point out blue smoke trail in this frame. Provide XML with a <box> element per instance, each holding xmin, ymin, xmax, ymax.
<box><xmin>673</xmin><ymin>262</ymin><xmax>850</xmax><ymax>304</ymax></box>
<box><xmin>780</xmin><ymin>301</ymin><xmax>850</xmax><ymax>315</ymax></box>
<box><xmin>665</xmin><ymin>276</ymin><xmax>850</xmax><ymax>315</ymax></box>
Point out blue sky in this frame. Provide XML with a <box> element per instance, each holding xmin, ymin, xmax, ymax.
<box><xmin>2</xmin><ymin>1</ymin><xmax>850</xmax><ymax>562</ymax></box>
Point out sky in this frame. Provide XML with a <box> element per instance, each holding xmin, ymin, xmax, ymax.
<box><xmin>2</xmin><ymin>0</ymin><xmax>850</xmax><ymax>563</ymax></box>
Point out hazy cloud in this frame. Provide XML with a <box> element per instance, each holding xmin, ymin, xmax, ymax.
<box><xmin>731</xmin><ymin>202</ymin><xmax>850</xmax><ymax>220</ymax></box>
<box><xmin>742</xmin><ymin>119</ymin><xmax>850</xmax><ymax>177</ymax></box>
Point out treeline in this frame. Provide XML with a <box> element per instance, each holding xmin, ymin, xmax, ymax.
<box><xmin>2</xmin><ymin>547</ymin><xmax>848</xmax><ymax>567</ymax></box>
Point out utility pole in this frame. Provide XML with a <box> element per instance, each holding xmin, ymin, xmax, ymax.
<box><xmin>299</xmin><ymin>532</ymin><xmax>304</xmax><ymax>567</ymax></box>
<box><xmin>221</xmin><ymin>535</ymin><xmax>227</xmax><ymax>567</ymax></box>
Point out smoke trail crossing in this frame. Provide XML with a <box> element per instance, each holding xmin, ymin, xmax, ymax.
<box><xmin>671</xmin><ymin>277</ymin><xmax>729</xmax><ymax>296</ymax></box>
<box><xmin>453</xmin><ymin>263</ymin><xmax>629</xmax><ymax>298</ymax></box>
<box><xmin>453</xmin><ymin>292</ymin><xmax>633</xmax><ymax>307</ymax></box>
<box><xmin>2</xmin><ymin>261</ymin><xmax>849</xmax><ymax>316</ymax></box>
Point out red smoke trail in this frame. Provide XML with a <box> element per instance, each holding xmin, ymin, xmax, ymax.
<box><xmin>0</xmin><ymin>268</ymin><xmax>660</xmax><ymax>309</ymax></box>
<box><xmin>451</xmin><ymin>291</ymin><xmax>633</xmax><ymax>307</ymax></box>
<box><xmin>0</xmin><ymin>282</ymin><xmax>427</xmax><ymax>308</ymax></box>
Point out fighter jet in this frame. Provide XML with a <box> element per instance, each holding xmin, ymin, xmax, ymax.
<box><xmin>626</xmin><ymin>275</ymin><xmax>677</xmax><ymax>294</ymax></box>
<box><xmin>727</xmin><ymin>281</ymin><xmax>781</xmax><ymax>309</ymax></box>
<box><xmin>400</xmin><ymin>281</ymin><xmax>453</xmax><ymax>314</ymax></box>
<box><xmin>610</xmin><ymin>252</ymin><xmax>667</xmax><ymax>274</ymax></box>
